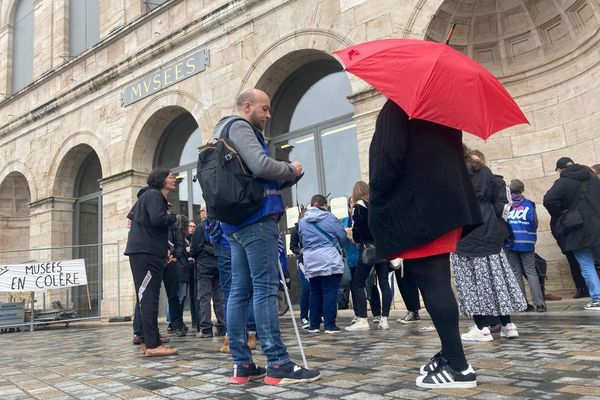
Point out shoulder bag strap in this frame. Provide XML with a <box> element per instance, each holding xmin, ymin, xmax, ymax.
<box><xmin>310</xmin><ymin>222</ymin><xmax>342</xmax><ymax>255</ymax></box>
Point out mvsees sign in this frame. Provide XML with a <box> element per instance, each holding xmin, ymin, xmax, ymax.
<box><xmin>0</xmin><ymin>259</ymin><xmax>87</xmax><ymax>292</ymax></box>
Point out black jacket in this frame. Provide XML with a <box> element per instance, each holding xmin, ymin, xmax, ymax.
<box><xmin>544</xmin><ymin>164</ymin><xmax>600</xmax><ymax>252</ymax></box>
<box><xmin>190</xmin><ymin>220</ymin><xmax>218</xmax><ymax>269</ymax></box>
<box><xmin>456</xmin><ymin>166</ymin><xmax>509</xmax><ymax>257</ymax></box>
<box><xmin>368</xmin><ymin>100</ymin><xmax>482</xmax><ymax>259</ymax></box>
<box><xmin>125</xmin><ymin>186</ymin><xmax>176</xmax><ymax>258</ymax></box>
<box><xmin>289</xmin><ymin>224</ymin><xmax>304</xmax><ymax>264</ymax></box>
<box><xmin>351</xmin><ymin>202</ymin><xmax>373</xmax><ymax>245</ymax></box>
<box><xmin>168</xmin><ymin>224</ymin><xmax>191</xmax><ymax>282</ymax></box>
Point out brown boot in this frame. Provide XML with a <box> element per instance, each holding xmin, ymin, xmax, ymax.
<box><xmin>145</xmin><ymin>344</ymin><xmax>178</xmax><ymax>357</ymax></box>
<box><xmin>139</xmin><ymin>344</ymin><xmax>146</xmax><ymax>355</ymax></box>
<box><xmin>219</xmin><ymin>336</ymin><xmax>229</xmax><ymax>353</ymax></box>
<box><xmin>247</xmin><ymin>333</ymin><xmax>257</xmax><ymax>350</ymax></box>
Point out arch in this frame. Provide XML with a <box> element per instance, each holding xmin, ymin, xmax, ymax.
<box><xmin>0</xmin><ymin>159</ymin><xmax>38</xmax><ymax>201</ymax></box>
<box><xmin>122</xmin><ymin>89</ymin><xmax>211</xmax><ymax>172</ymax></box>
<box><xmin>0</xmin><ymin>170</ymin><xmax>31</xmax><ymax>256</ymax></box>
<box><xmin>47</xmin><ymin>132</ymin><xmax>110</xmax><ymax>198</ymax></box>
<box><xmin>0</xmin><ymin>0</ymin><xmax>19</xmax><ymax>27</ymax></box>
<box><xmin>239</xmin><ymin>28</ymin><xmax>354</xmax><ymax>100</ymax></box>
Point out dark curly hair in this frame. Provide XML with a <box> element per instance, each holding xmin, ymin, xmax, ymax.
<box><xmin>147</xmin><ymin>168</ymin><xmax>171</xmax><ymax>190</ymax></box>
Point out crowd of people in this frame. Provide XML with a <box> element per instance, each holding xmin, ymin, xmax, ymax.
<box><xmin>125</xmin><ymin>89</ymin><xmax>600</xmax><ymax>389</ymax></box>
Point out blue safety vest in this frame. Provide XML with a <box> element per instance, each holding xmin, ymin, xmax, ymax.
<box><xmin>221</xmin><ymin>124</ymin><xmax>285</xmax><ymax>236</ymax></box>
<box><xmin>506</xmin><ymin>198</ymin><xmax>537</xmax><ymax>252</ymax></box>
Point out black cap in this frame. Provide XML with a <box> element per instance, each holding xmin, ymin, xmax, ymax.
<box><xmin>555</xmin><ymin>157</ymin><xmax>574</xmax><ymax>170</ymax></box>
<box><xmin>510</xmin><ymin>179</ymin><xmax>524</xmax><ymax>193</ymax></box>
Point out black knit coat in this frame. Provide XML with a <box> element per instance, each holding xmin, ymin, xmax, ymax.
<box><xmin>368</xmin><ymin>99</ymin><xmax>483</xmax><ymax>259</ymax></box>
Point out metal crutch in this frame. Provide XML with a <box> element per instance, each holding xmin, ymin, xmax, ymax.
<box><xmin>277</xmin><ymin>260</ymin><xmax>309</xmax><ymax>369</ymax></box>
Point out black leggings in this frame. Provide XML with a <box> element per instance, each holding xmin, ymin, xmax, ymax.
<box><xmin>351</xmin><ymin>261</ymin><xmax>392</xmax><ymax>318</ymax></box>
<box><xmin>404</xmin><ymin>253</ymin><xmax>468</xmax><ymax>371</ymax></box>
<box><xmin>473</xmin><ymin>315</ymin><xmax>511</xmax><ymax>329</ymax></box>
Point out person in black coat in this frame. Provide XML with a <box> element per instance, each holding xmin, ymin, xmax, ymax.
<box><xmin>369</xmin><ymin>99</ymin><xmax>482</xmax><ymax>389</ymax></box>
<box><xmin>289</xmin><ymin>220</ymin><xmax>311</xmax><ymax>328</ymax></box>
<box><xmin>543</xmin><ymin>157</ymin><xmax>600</xmax><ymax>309</ymax></box>
<box><xmin>190</xmin><ymin>218</ymin><xmax>225</xmax><ymax>336</ymax></box>
<box><xmin>164</xmin><ymin>214</ymin><xmax>189</xmax><ymax>336</ymax></box>
<box><xmin>125</xmin><ymin>168</ymin><xmax>178</xmax><ymax>356</ymax></box>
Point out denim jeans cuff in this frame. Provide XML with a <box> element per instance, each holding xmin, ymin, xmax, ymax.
<box><xmin>267</xmin><ymin>357</ymin><xmax>290</xmax><ymax>367</ymax></box>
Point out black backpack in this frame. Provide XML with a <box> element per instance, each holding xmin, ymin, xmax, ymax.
<box><xmin>196</xmin><ymin>118</ymin><xmax>264</xmax><ymax>225</ymax></box>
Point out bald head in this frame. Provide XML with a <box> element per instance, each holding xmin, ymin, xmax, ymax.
<box><xmin>235</xmin><ymin>88</ymin><xmax>271</xmax><ymax>130</ymax></box>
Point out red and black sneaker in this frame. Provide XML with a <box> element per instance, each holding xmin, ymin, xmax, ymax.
<box><xmin>264</xmin><ymin>361</ymin><xmax>321</xmax><ymax>385</ymax></box>
<box><xmin>230</xmin><ymin>363</ymin><xmax>266</xmax><ymax>384</ymax></box>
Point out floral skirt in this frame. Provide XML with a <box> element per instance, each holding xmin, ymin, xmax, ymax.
<box><xmin>451</xmin><ymin>250</ymin><xmax>527</xmax><ymax>316</ymax></box>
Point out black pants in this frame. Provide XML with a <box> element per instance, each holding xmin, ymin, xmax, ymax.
<box><xmin>351</xmin><ymin>260</ymin><xmax>392</xmax><ymax>318</ymax></box>
<box><xmin>404</xmin><ymin>253</ymin><xmax>468</xmax><ymax>371</ymax></box>
<box><xmin>566</xmin><ymin>251</ymin><xmax>587</xmax><ymax>290</ymax></box>
<box><xmin>394</xmin><ymin>269</ymin><xmax>421</xmax><ymax>312</ymax></box>
<box><xmin>196</xmin><ymin>266</ymin><xmax>225</xmax><ymax>334</ymax></box>
<box><xmin>130</xmin><ymin>253</ymin><xmax>164</xmax><ymax>349</ymax></box>
<box><xmin>473</xmin><ymin>315</ymin><xmax>511</xmax><ymax>329</ymax></box>
<box><xmin>369</xmin><ymin>279</ymin><xmax>381</xmax><ymax>316</ymax></box>
<box><xmin>163</xmin><ymin>263</ymin><xmax>183</xmax><ymax>331</ymax></box>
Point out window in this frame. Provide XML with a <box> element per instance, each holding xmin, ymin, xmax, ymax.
<box><xmin>273</xmin><ymin>71</ymin><xmax>359</xmax><ymax>208</ymax></box>
<box><xmin>145</xmin><ymin>0</ymin><xmax>168</xmax><ymax>12</ymax></box>
<box><xmin>11</xmin><ymin>0</ymin><xmax>34</xmax><ymax>93</ymax></box>
<box><xmin>69</xmin><ymin>0</ymin><xmax>100</xmax><ymax>57</ymax></box>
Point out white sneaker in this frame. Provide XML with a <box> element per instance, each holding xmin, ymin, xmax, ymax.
<box><xmin>372</xmin><ymin>315</ymin><xmax>381</xmax><ymax>324</ymax></box>
<box><xmin>345</xmin><ymin>317</ymin><xmax>370</xmax><ymax>331</ymax></box>
<box><xmin>350</xmin><ymin>316</ymin><xmax>359</xmax><ymax>325</ymax></box>
<box><xmin>500</xmin><ymin>323</ymin><xmax>519</xmax><ymax>338</ymax></box>
<box><xmin>461</xmin><ymin>325</ymin><xmax>493</xmax><ymax>342</ymax></box>
<box><xmin>378</xmin><ymin>316</ymin><xmax>389</xmax><ymax>330</ymax></box>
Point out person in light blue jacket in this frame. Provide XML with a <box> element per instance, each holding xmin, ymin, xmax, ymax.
<box><xmin>298</xmin><ymin>194</ymin><xmax>348</xmax><ymax>334</ymax></box>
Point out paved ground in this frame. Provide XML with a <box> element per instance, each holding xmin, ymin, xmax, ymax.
<box><xmin>0</xmin><ymin>298</ymin><xmax>599</xmax><ymax>400</ymax></box>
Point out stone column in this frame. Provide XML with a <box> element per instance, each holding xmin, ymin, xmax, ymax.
<box><xmin>100</xmin><ymin>0</ymin><xmax>126</xmax><ymax>39</ymax></box>
<box><xmin>98</xmin><ymin>169</ymin><xmax>147</xmax><ymax>318</ymax></box>
<box><xmin>52</xmin><ymin>0</ymin><xmax>69</xmax><ymax>69</ymax></box>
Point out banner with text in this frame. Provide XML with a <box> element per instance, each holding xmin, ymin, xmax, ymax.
<box><xmin>0</xmin><ymin>259</ymin><xmax>88</xmax><ymax>292</ymax></box>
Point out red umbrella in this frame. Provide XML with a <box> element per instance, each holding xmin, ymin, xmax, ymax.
<box><xmin>333</xmin><ymin>39</ymin><xmax>528</xmax><ymax>140</ymax></box>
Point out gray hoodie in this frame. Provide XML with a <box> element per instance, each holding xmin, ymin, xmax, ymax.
<box><xmin>213</xmin><ymin>116</ymin><xmax>296</xmax><ymax>183</ymax></box>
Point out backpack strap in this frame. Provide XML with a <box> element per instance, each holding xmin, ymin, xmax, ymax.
<box><xmin>218</xmin><ymin>117</ymin><xmax>250</xmax><ymax>140</ymax></box>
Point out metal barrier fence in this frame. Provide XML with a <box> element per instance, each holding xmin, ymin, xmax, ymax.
<box><xmin>0</xmin><ymin>243</ymin><xmax>121</xmax><ymax>332</ymax></box>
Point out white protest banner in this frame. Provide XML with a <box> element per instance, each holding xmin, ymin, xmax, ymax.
<box><xmin>0</xmin><ymin>259</ymin><xmax>87</xmax><ymax>292</ymax></box>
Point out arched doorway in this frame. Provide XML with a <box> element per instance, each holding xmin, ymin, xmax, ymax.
<box><xmin>0</xmin><ymin>172</ymin><xmax>31</xmax><ymax>263</ymax></box>
<box><xmin>73</xmin><ymin>151</ymin><xmax>102</xmax><ymax>317</ymax></box>
<box><xmin>53</xmin><ymin>144</ymin><xmax>103</xmax><ymax>317</ymax></box>
<box><xmin>268</xmin><ymin>57</ymin><xmax>360</xmax><ymax>213</ymax></box>
<box><xmin>154</xmin><ymin>112</ymin><xmax>203</xmax><ymax>222</ymax></box>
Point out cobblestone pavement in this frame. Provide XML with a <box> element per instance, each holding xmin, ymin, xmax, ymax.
<box><xmin>0</xmin><ymin>304</ymin><xmax>599</xmax><ymax>400</ymax></box>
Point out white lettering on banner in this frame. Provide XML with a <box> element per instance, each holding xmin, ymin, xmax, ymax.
<box><xmin>508</xmin><ymin>207</ymin><xmax>529</xmax><ymax>221</ymax></box>
<box><xmin>0</xmin><ymin>259</ymin><xmax>87</xmax><ymax>292</ymax></box>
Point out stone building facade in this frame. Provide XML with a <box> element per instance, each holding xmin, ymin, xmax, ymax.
<box><xmin>0</xmin><ymin>0</ymin><xmax>598</xmax><ymax>317</ymax></box>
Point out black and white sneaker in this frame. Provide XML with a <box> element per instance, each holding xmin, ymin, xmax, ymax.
<box><xmin>584</xmin><ymin>301</ymin><xmax>600</xmax><ymax>310</ymax></box>
<box><xmin>301</xmin><ymin>318</ymin><xmax>310</xmax><ymax>329</ymax></box>
<box><xmin>420</xmin><ymin>352</ymin><xmax>442</xmax><ymax>375</ymax></box>
<box><xmin>398</xmin><ymin>311</ymin><xmax>421</xmax><ymax>324</ymax></box>
<box><xmin>264</xmin><ymin>361</ymin><xmax>321</xmax><ymax>385</ymax></box>
<box><xmin>416</xmin><ymin>361</ymin><xmax>477</xmax><ymax>389</ymax></box>
<box><xmin>324</xmin><ymin>326</ymin><xmax>342</xmax><ymax>334</ymax></box>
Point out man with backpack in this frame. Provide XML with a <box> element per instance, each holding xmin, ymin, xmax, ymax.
<box><xmin>544</xmin><ymin>157</ymin><xmax>600</xmax><ymax>310</ymax></box>
<box><xmin>209</xmin><ymin>88</ymin><xmax>320</xmax><ymax>384</ymax></box>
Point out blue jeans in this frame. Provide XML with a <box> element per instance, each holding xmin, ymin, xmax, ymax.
<box><xmin>572</xmin><ymin>246</ymin><xmax>600</xmax><ymax>302</ymax></box>
<box><xmin>228</xmin><ymin>219</ymin><xmax>289</xmax><ymax>366</ymax></box>
<box><xmin>309</xmin><ymin>274</ymin><xmax>341</xmax><ymax>330</ymax></box>
<box><xmin>297</xmin><ymin>267</ymin><xmax>310</xmax><ymax>321</ymax></box>
<box><xmin>217</xmin><ymin>243</ymin><xmax>256</xmax><ymax>332</ymax></box>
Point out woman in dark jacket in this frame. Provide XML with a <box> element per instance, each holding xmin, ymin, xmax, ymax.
<box><xmin>451</xmin><ymin>151</ymin><xmax>527</xmax><ymax>343</ymax></box>
<box><xmin>369</xmin><ymin>100</ymin><xmax>482</xmax><ymax>389</ymax></box>
<box><xmin>125</xmin><ymin>168</ymin><xmax>178</xmax><ymax>356</ymax></box>
<box><xmin>345</xmin><ymin>180</ymin><xmax>392</xmax><ymax>331</ymax></box>
<box><xmin>290</xmin><ymin>214</ymin><xmax>311</xmax><ymax>329</ymax></box>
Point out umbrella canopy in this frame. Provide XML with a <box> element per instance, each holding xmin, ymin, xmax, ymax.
<box><xmin>334</xmin><ymin>39</ymin><xmax>528</xmax><ymax>140</ymax></box>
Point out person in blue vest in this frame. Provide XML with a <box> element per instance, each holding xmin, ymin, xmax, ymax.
<box><xmin>505</xmin><ymin>179</ymin><xmax>546</xmax><ymax>312</ymax></box>
<box><xmin>213</xmin><ymin>88</ymin><xmax>320</xmax><ymax>385</ymax></box>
